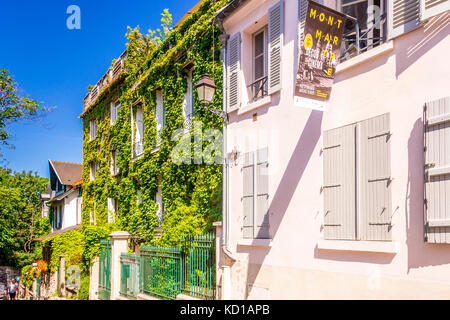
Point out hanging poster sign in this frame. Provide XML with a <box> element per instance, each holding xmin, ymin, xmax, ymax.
<box><xmin>294</xmin><ymin>1</ymin><xmax>347</xmax><ymax>111</ymax></box>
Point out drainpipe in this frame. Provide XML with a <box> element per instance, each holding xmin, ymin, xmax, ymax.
<box><xmin>218</xmin><ymin>21</ymin><xmax>236</xmax><ymax>264</ymax></box>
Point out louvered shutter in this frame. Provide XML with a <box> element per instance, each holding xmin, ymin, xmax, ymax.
<box><xmin>359</xmin><ymin>114</ymin><xmax>392</xmax><ymax>241</ymax></box>
<box><xmin>256</xmin><ymin>148</ymin><xmax>270</xmax><ymax>239</ymax></box>
<box><xmin>388</xmin><ymin>0</ymin><xmax>421</xmax><ymax>39</ymax></box>
<box><xmin>424</xmin><ymin>97</ymin><xmax>450</xmax><ymax>244</ymax></box>
<box><xmin>268</xmin><ymin>1</ymin><xmax>284</xmax><ymax>95</ymax></box>
<box><xmin>323</xmin><ymin>124</ymin><xmax>357</xmax><ymax>240</ymax></box>
<box><xmin>243</xmin><ymin>152</ymin><xmax>254</xmax><ymax>239</ymax></box>
<box><xmin>227</xmin><ymin>33</ymin><xmax>241</xmax><ymax>112</ymax></box>
<box><xmin>421</xmin><ymin>0</ymin><xmax>450</xmax><ymax>20</ymax></box>
<box><xmin>298</xmin><ymin>0</ymin><xmax>308</xmax><ymax>57</ymax></box>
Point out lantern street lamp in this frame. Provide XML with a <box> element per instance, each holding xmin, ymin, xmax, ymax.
<box><xmin>195</xmin><ymin>74</ymin><xmax>227</xmax><ymax>121</ymax></box>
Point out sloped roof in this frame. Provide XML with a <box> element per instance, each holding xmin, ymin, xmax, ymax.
<box><xmin>34</xmin><ymin>224</ymin><xmax>82</xmax><ymax>242</ymax></box>
<box><xmin>49</xmin><ymin>160</ymin><xmax>82</xmax><ymax>186</ymax></box>
<box><xmin>174</xmin><ymin>1</ymin><xmax>204</xmax><ymax>29</ymax></box>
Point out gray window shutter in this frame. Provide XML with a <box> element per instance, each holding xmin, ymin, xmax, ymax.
<box><xmin>388</xmin><ymin>0</ymin><xmax>421</xmax><ymax>39</ymax></box>
<box><xmin>268</xmin><ymin>1</ymin><xmax>284</xmax><ymax>95</ymax></box>
<box><xmin>421</xmin><ymin>0</ymin><xmax>450</xmax><ymax>20</ymax></box>
<box><xmin>424</xmin><ymin>97</ymin><xmax>450</xmax><ymax>244</ymax></box>
<box><xmin>298</xmin><ymin>0</ymin><xmax>308</xmax><ymax>53</ymax></box>
<box><xmin>323</xmin><ymin>124</ymin><xmax>357</xmax><ymax>240</ymax></box>
<box><xmin>227</xmin><ymin>33</ymin><xmax>241</xmax><ymax>112</ymax></box>
<box><xmin>243</xmin><ymin>152</ymin><xmax>254</xmax><ymax>239</ymax></box>
<box><xmin>256</xmin><ymin>148</ymin><xmax>270</xmax><ymax>239</ymax></box>
<box><xmin>359</xmin><ymin>113</ymin><xmax>392</xmax><ymax>241</ymax></box>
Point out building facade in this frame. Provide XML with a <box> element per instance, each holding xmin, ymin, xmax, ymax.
<box><xmin>217</xmin><ymin>0</ymin><xmax>450</xmax><ymax>299</ymax></box>
<box><xmin>40</xmin><ymin>160</ymin><xmax>83</xmax><ymax>233</ymax></box>
<box><xmin>80</xmin><ymin>0</ymin><xmax>227</xmax><ymax>246</ymax></box>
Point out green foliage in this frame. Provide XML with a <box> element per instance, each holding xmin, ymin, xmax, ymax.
<box><xmin>78</xmin><ymin>272</ymin><xmax>90</xmax><ymax>300</ymax></box>
<box><xmin>0</xmin><ymin>69</ymin><xmax>52</xmax><ymax>147</ymax></box>
<box><xmin>81</xmin><ymin>0</ymin><xmax>228</xmax><ymax>251</ymax></box>
<box><xmin>0</xmin><ymin>168</ymin><xmax>49</xmax><ymax>268</ymax></box>
<box><xmin>43</xmin><ymin>229</ymin><xmax>84</xmax><ymax>273</ymax></box>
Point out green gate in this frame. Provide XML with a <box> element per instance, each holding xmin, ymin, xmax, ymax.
<box><xmin>98</xmin><ymin>240</ymin><xmax>112</xmax><ymax>300</ymax></box>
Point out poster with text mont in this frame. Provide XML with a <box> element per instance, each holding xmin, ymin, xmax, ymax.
<box><xmin>295</xmin><ymin>1</ymin><xmax>347</xmax><ymax>111</ymax></box>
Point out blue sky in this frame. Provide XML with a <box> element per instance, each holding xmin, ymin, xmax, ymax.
<box><xmin>0</xmin><ymin>0</ymin><xmax>198</xmax><ymax>178</ymax></box>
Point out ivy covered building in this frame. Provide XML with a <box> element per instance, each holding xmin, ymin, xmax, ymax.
<box><xmin>80</xmin><ymin>0</ymin><xmax>228</xmax><ymax>247</ymax></box>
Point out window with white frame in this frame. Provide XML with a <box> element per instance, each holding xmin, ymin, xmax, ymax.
<box><xmin>133</xmin><ymin>105</ymin><xmax>145</xmax><ymax>157</ymax></box>
<box><xmin>337</xmin><ymin>0</ymin><xmax>386</xmax><ymax>61</ymax></box>
<box><xmin>250</xmin><ymin>27</ymin><xmax>268</xmax><ymax>102</ymax></box>
<box><xmin>323</xmin><ymin>113</ymin><xmax>392</xmax><ymax>241</ymax></box>
<box><xmin>111</xmin><ymin>149</ymin><xmax>119</xmax><ymax>176</ymax></box>
<box><xmin>156</xmin><ymin>90</ymin><xmax>165</xmax><ymax>146</ymax></box>
<box><xmin>110</xmin><ymin>100</ymin><xmax>120</xmax><ymax>125</ymax></box>
<box><xmin>183</xmin><ymin>70</ymin><xmax>195</xmax><ymax>132</ymax></box>
<box><xmin>155</xmin><ymin>185</ymin><xmax>164</xmax><ymax>226</ymax></box>
<box><xmin>89</xmin><ymin>119</ymin><xmax>97</xmax><ymax>140</ymax></box>
<box><xmin>137</xmin><ymin>190</ymin><xmax>143</xmax><ymax>206</ymax></box>
<box><xmin>90</xmin><ymin>162</ymin><xmax>98</xmax><ymax>181</ymax></box>
<box><xmin>107</xmin><ymin>198</ymin><xmax>118</xmax><ymax>223</ymax></box>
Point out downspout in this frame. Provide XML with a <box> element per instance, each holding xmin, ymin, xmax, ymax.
<box><xmin>217</xmin><ymin>19</ymin><xmax>237</xmax><ymax>264</ymax></box>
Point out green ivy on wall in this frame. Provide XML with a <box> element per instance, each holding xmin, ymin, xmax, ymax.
<box><xmin>81</xmin><ymin>0</ymin><xmax>229</xmax><ymax>249</ymax></box>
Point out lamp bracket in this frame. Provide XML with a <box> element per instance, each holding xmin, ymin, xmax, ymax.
<box><xmin>202</xmin><ymin>104</ymin><xmax>228</xmax><ymax>122</ymax></box>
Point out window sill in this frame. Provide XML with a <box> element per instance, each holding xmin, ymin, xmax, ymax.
<box><xmin>237</xmin><ymin>95</ymin><xmax>272</xmax><ymax>116</ymax></box>
<box><xmin>151</xmin><ymin>146</ymin><xmax>160</xmax><ymax>154</ymax></box>
<box><xmin>336</xmin><ymin>41</ymin><xmax>394</xmax><ymax>75</ymax></box>
<box><xmin>317</xmin><ymin>239</ymin><xmax>399</xmax><ymax>254</ymax></box>
<box><xmin>237</xmin><ymin>239</ymin><xmax>272</xmax><ymax>248</ymax></box>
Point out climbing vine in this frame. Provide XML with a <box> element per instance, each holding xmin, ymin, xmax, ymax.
<box><xmin>81</xmin><ymin>0</ymin><xmax>229</xmax><ymax>248</ymax></box>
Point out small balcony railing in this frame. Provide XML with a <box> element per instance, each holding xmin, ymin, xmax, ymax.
<box><xmin>248</xmin><ymin>76</ymin><xmax>268</xmax><ymax>103</ymax></box>
<box><xmin>340</xmin><ymin>13</ymin><xmax>387</xmax><ymax>62</ymax></box>
<box><xmin>83</xmin><ymin>50</ymin><xmax>128</xmax><ymax>112</ymax></box>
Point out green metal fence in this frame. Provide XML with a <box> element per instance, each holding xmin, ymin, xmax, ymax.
<box><xmin>98</xmin><ymin>240</ymin><xmax>112</xmax><ymax>300</ymax></box>
<box><xmin>181</xmin><ymin>233</ymin><xmax>216</xmax><ymax>300</ymax></box>
<box><xmin>120</xmin><ymin>253</ymin><xmax>140</xmax><ymax>299</ymax></box>
<box><xmin>140</xmin><ymin>246</ymin><xmax>182</xmax><ymax>300</ymax></box>
<box><xmin>36</xmin><ymin>277</ymin><xmax>41</xmax><ymax>300</ymax></box>
<box><xmin>139</xmin><ymin>233</ymin><xmax>216</xmax><ymax>300</ymax></box>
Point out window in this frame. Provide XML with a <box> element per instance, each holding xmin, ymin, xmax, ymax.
<box><xmin>337</xmin><ymin>0</ymin><xmax>386</xmax><ymax>61</ymax></box>
<box><xmin>137</xmin><ymin>190</ymin><xmax>143</xmax><ymax>206</ymax></box>
<box><xmin>111</xmin><ymin>149</ymin><xmax>119</xmax><ymax>176</ymax></box>
<box><xmin>107</xmin><ymin>198</ymin><xmax>118</xmax><ymax>223</ymax></box>
<box><xmin>156</xmin><ymin>90</ymin><xmax>165</xmax><ymax>146</ymax></box>
<box><xmin>242</xmin><ymin>148</ymin><xmax>270</xmax><ymax>239</ymax></box>
<box><xmin>90</xmin><ymin>119</ymin><xmax>97</xmax><ymax>140</ymax></box>
<box><xmin>155</xmin><ymin>185</ymin><xmax>164</xmax><ymax>226</ymax></box>
<box><xmin>90</xmin><ymin>162</ymin><xmax>98</xmax><ymax>181</ymax></box>
<box><xmin>110</xmin><ymin>100</ymin><xmax>120</xmax><ymax>125</ymax></box>
<box><xmin>249</xmin><ymin>28</ymin><xmax>269</xmax><ymax>103</ymax></box>
<box><xmin>133</xmin><ymin>105</ymin><xmax>145</xmax><ymax>157</ymax></box>
<box><xmin>183</xmin><ymin>70</ymin><xmax>195</xmax><ymax>132</ymax></box>
<box><xmin>323</xmin><ymin>113</ymin><xmax>392</xmax><ymax>241</ymax></box>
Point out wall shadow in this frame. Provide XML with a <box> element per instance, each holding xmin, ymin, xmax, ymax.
<box><xmin>238</xmin><ymin>109</ymin><xmax>323</xmax><ymax>298</ymax></box>
<box><xmin>396</xmin><ymin>12</ymin><xmax>450</xmax><ymax>78</ymax></box>
<box><xmin>313</xmin><ymin>245</ymin><xmax>395</xmax><ymax>264</ymax></box>
<box><xmin>406</xmin><ymin>118</ymin><xmax>450</xmax><ymax>273</ymax></box>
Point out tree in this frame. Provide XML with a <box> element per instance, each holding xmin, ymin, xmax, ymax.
<box><xmin>0</xmin><ymin>168</ymin><xmax>49</xmax><ymax>269</ymax></box>
<box><xmin>0</xmin><ymin>69</ymin><xmax>51</xmax><ymax>149</ymax></box>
